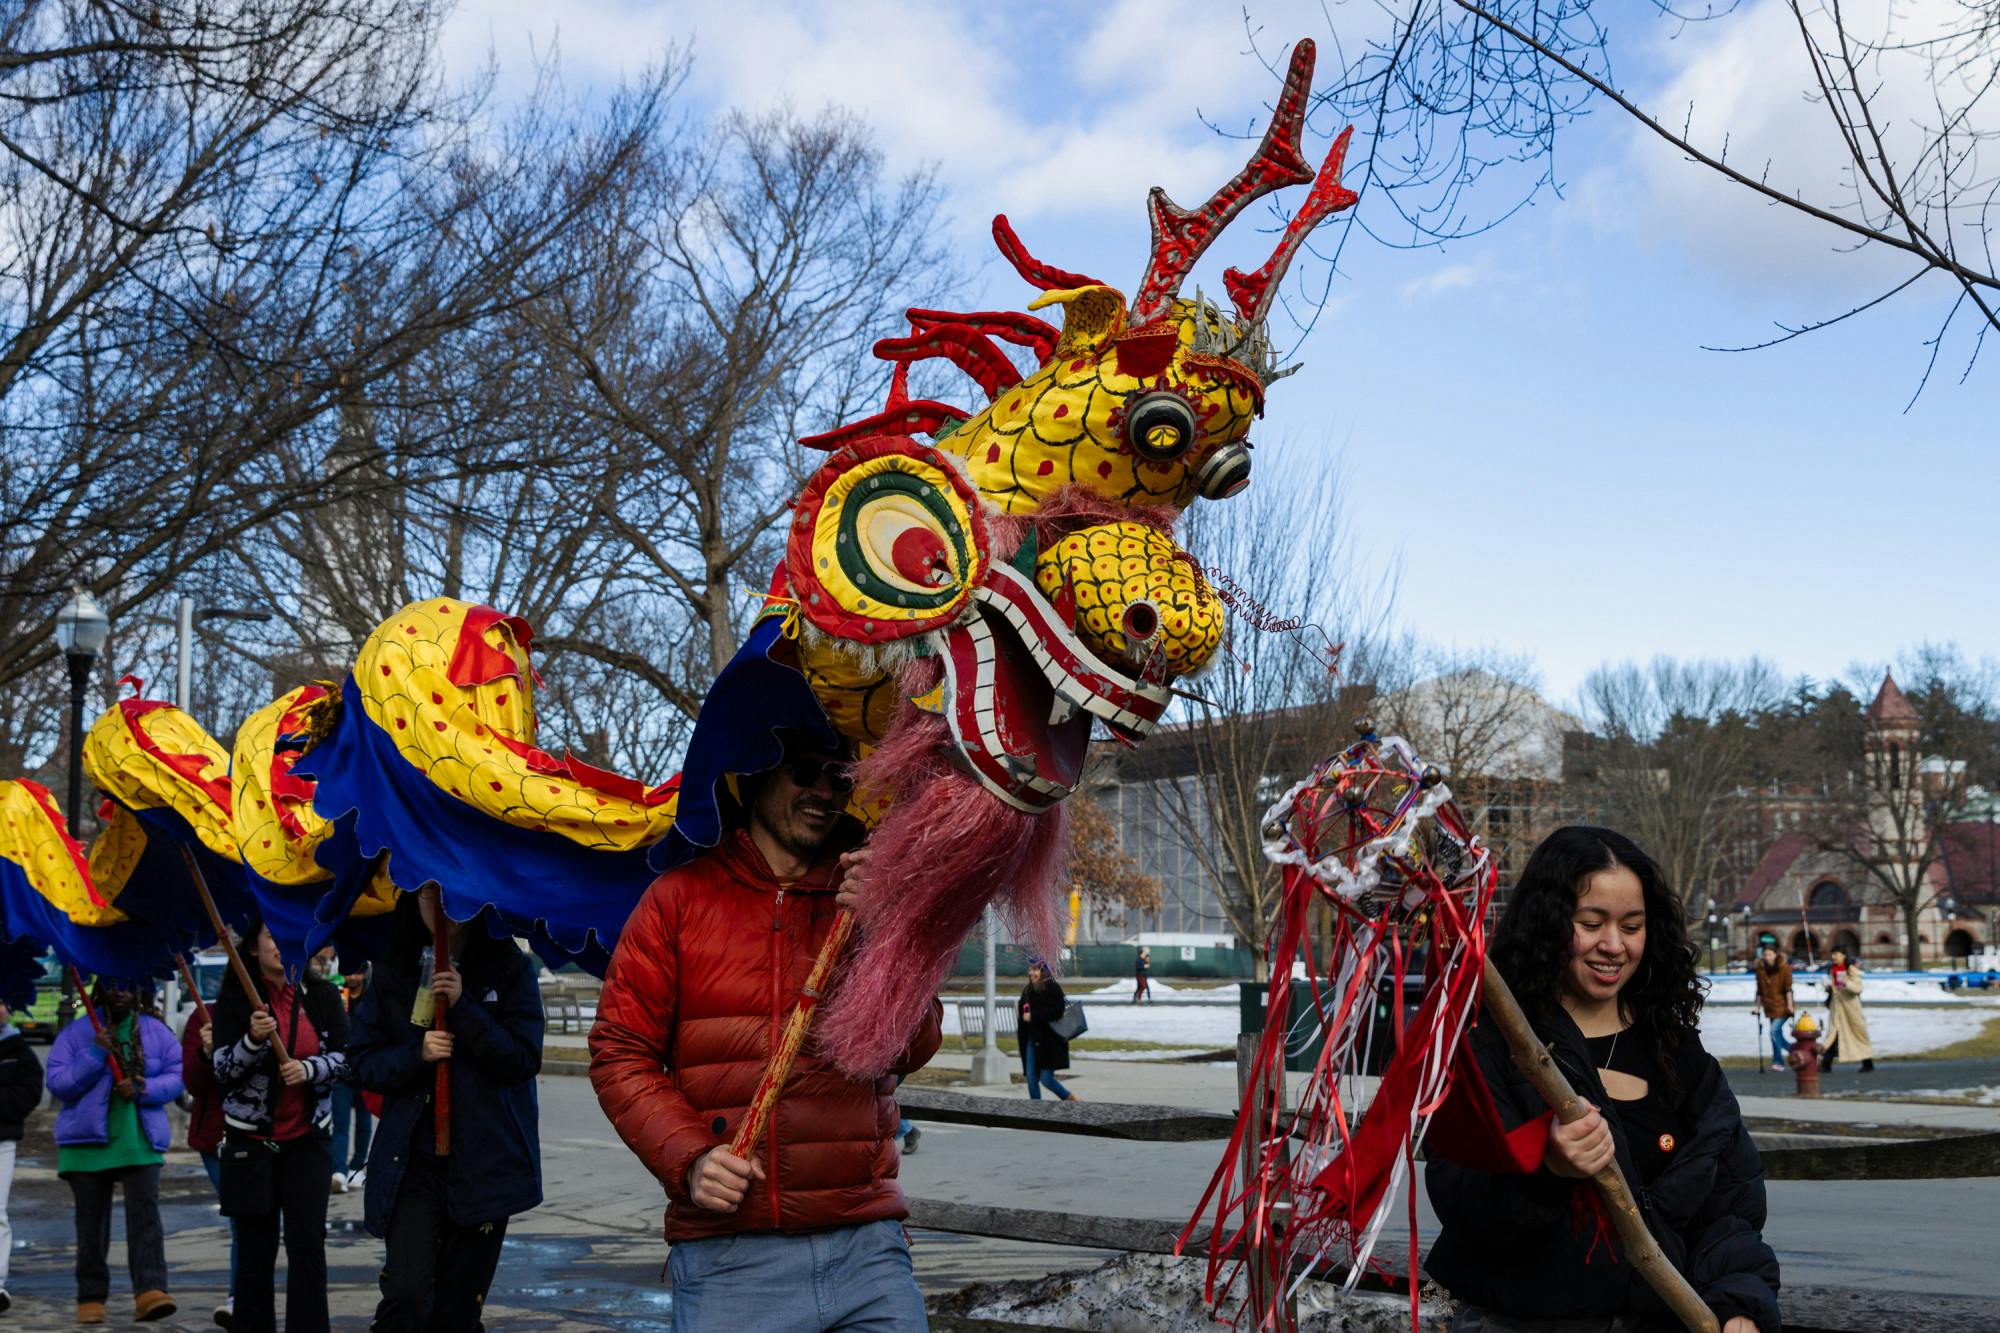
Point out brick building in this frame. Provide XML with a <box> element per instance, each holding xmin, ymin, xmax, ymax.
<box><xmin>1729</xmin><ymin>674</ymin><xmax>1997</xmax><ymax>967</ymax></box>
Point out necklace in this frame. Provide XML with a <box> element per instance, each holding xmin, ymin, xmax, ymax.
<box><xmin>1586</xmin><ymin>1023</ymin><xmax>1626</xmax><ymax>1072</ymax></box>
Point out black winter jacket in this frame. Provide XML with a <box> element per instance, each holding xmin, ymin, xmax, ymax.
<box><xmin>1425</xmin><ymin>1008</ymin><xmax>1781</xmax><ymax>1333</ymax></box>
<box><xmin>0</xmin><ymin>1028</ymin><xmax>43</xmax><ymax>1140</ymax></box>
<box><xmin>1018</xmin><ymin>981</ymin><xmax>1070</xmax><ymax>1072</ymax></box>
<box><xmin>212</xmin><ymin>970</ymin><xmax>349</xmax><ymax>1138</ymax></box>
<box><xmin>348</xmin><ymin>938</ymin><xmax>543</xmax><ymax>1237</ymax></box>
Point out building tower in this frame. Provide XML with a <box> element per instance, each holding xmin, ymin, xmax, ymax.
<box><xmin>1862</xmin><ymin>672</ymin><xmax>1926</xmax><ymax>963</ymax></box>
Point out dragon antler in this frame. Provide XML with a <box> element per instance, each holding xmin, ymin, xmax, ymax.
<box><xmin>992</xmin><ymin>216</ymin><xmax>1105</xmax><ymax>292</ymax></box>
<box><xmin>1127</xmin><ymin>39</ymin><xmax>1320</xmax><ymax>326</ymax></box>
<box><xmin>1223</xmin><ymin>126</ymin><xmax>1358</xmax><ymax>326</ymax></box>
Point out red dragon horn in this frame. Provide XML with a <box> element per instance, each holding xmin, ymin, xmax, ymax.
<box><xmin>1127</xmin><ymin>40</ymin><xmax>1320</xmax><ymax>325</ymax></box>
<box><xmin>1222</xmin><ymin>125</ymin><xmax>1359</xmax><ymax>326</ymax></box>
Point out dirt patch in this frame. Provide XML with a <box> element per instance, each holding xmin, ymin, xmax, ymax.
<box><xmin>929</xmin><ymin>1251</ymin><xmax>1453</xmax><ymax>1332</ymax></box>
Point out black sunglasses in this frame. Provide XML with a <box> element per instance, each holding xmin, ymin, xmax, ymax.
<box><xmin>782</xmin><ymin>756</ymin><xmax>854</xmax><ymax>792</ymax></box>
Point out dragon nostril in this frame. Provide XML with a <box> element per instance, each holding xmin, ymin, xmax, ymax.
<box><xmin>1121</xmin><ymin>600</ymin><xmax>1161</xmax><ymax>644</ymax></box>
<box><xmin>1123</xmin><ymin>391</ymin><xmax>1196</xmax><ymax>463</ymax></box>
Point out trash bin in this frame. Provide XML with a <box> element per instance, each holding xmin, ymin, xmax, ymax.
<box><xmin>1239</xmin><ymin>974</ymin><xmax>1427</xmax><ymax>1074</ymax></box>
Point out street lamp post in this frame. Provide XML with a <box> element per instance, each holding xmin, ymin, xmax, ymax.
<box><xmin>52</xmin><ymin>588</ymin><xmax>110</xmax><ymax>1030</ymax></box>
<box><xmin>176</xmin><ymin>601</ymin><xmax>273</xmax><ymax>721</ymax></box>
<box><xmin>969</xmin><ymin>907</ymin><xmax>1009</xmax><ymax>1086</ymax></box>
<box><xmin>1706</xmin><ymin>906</ymin><xmax>1721</xmax><ymax>974</ymax></box>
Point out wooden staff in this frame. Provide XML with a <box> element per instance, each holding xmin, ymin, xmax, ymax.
<box><xmin>424</xmin><ymin>884</ymin><xmax>451</xmax><ymax>1156</ymax></box>
<box><xmin>729</xmin><ymin>908</ymin><xmax>855</xmax><ymax>1159</ymax></box>
<box><xmin>174</xmin><ymin>953</ymin><xmax>211</xmax><ymax>1027</ymax></box>
<box><xmin>179</xmin><ymin>845</ymin><xmax>289</xmax><ymax>1062</ymax></box>
<box><xmin>1479</xmin><ymin>959</ymin><xmax>1720</xmax><ymax>1333</ymax></box>
<box><xmin>67</xmin><ymin>967</ymin><xmax>127</xmax><ymax>1083</ymax></box>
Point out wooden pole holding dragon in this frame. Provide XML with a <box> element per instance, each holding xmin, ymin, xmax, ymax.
<box><xmin>66</xmin><ymin>967</ymin><xmax>127</xmax><ymax>1083</ymax></box>
<box><xmin>424</xmin><ymin>884</ymin><xmax>452</xmax><ymax>1156</ymax></box>
<box><xmin>180</xmin><ymin>845</ymin><xmax>289</xmax><ymax>1063</ymax></box>
<box><xmin>730</xmin><ymin>908</ymin><xmax>856</xmax><ymax>1158</ymax></box>
<box><xmin>174</xmin><ymin>952</ymin><xmax>210</xmax><ymax>1027</ymax></box>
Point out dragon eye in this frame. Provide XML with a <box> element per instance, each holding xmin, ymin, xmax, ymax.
<box><xmin>1195</xmin><ymin>442</ymin><xmax>1252</xmax><ymax>499</ymax></box>
<box><xmin>1123</xmin><ymin>391</ymin><xmax>1196</xmax><ymax>463</ymax></box>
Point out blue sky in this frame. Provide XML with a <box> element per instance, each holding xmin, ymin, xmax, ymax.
<box><xmin>444</xmin><ymin>0</ymin><xmax>1996</xmax><ymax>705</ymax></box>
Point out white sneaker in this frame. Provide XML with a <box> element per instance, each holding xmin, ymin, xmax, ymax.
<box><xmin>330</xmin><ymin>1172</ymin><xmax>348</xmax><ymax>1194</ymax></box>
<box><xmin>213</xmin><ymin>1299</ymin><xmax>234</xmax><ymax>1329</ymax></box>
<box><xmin>346</xmin><ymin>1167</ymin><xmax>366</xmax><ymax>1189</ymax></box>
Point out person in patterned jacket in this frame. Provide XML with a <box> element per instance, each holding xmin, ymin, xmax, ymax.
<box><xmin>212</xmin><ymin>917</ymin><xmax>347</xmax><ymax>1333</ymax></box>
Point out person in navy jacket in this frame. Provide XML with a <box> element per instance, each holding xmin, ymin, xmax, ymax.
<box><xmin>348</xmin><ymin>892</ymin><xmax>543</xmax><ymax>1332</ymax></box>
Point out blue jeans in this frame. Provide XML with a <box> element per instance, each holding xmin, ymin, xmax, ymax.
<box><xmin>667</xmin><ymin>1220</ymin><xmax>926</xmax><ymax>1331</ymax></box>
<box><xmin>330</xmin><ymin>1082</ymin><xmax>373</xmax><ymax>1173</ymax></box>
<box><xmin>1770</xmin><ymin>1017</ymin><xmax>1790</xmax><ymax>1066</ymax></box>
<box><xmin>1022</xmin><ymin>1042</ymin><xmax>1071</xmax><ymax>1101</ymax></box>
<box><xmin>199</xmin><ymin>1152</ymin><xmax>238</xmax><ymax>1298</ymax></box>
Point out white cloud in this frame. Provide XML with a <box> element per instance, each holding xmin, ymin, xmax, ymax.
<box><xmin>440</xmin><ymin>0</ymin><xmax>1350</xmax><ymax>255</ymax></box>
<box><xmin>1603</xmin><ymin>0</ymin><xmax>1998</xmax><ymax>297</ymax></box>
<box><xmin>1398</xmin><ymin>260</ymin><xmax>1493</xmax><ymax>299</ymax></box>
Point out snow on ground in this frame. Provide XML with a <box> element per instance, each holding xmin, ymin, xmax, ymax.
<box><xmin>1082</xmin><ymin>977</ymin><xmax>1220</xmax><ymax>1002</ymax></box>
<box><xmin>1894</xmin><ymin>1086</ymin><xmax>2000</xmax><ymax>1105</ymax></box>
<box><xmin>1704</xmin><ymin>973</ymin><xmax>2000</xmax><ymax>1007</ymax></box>
<box><xmin>1697</xmin><ymin>1004</ymin><xmax>1990</xmax><ymax>1060</ymax></box>
<box><xmin>939</xmin><ymin>986</ymin><xmax>1238</xmax><ymax>1049</ymax></box>
<box><xmin>939</xmin><ymin>978</ymin><xmax>1997</xmax><ymax>1061</ymax></box>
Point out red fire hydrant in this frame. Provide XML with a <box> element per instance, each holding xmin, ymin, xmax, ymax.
<box><xmin>1786</xmin><ymin>1012</ymin><xmax>1822</xmax><ymax>1099</ymax></box>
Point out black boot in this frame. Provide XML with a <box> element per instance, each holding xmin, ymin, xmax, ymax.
<box><xmin>1860</xmin><ymin>1059</ymin><xmax>1875</xmax><ymax>1073</ymax></box>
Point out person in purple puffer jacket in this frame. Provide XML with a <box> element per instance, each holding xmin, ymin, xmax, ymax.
<box><xmin>45</xmin><ymin>979</ymin><xmax>182</xmax><ymax>1326</ymax></box>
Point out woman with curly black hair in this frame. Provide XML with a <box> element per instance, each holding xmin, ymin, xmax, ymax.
<box><xmin>1425</xmin><ymin>826</ymin><xmax>1781</xmax><ymax>1333</ymax></box>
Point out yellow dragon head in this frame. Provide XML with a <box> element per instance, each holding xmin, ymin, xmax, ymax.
<box><xmin>784</xmin><ymin>39</ymin><xmax>1355</xmax><ymax>811</ymax></box>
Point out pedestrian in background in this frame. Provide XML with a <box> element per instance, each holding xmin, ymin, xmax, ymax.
<box><xmin>1133</xmin><ymin>947</ymin><xmax>1152</xmax><ymax>1004</ymax></box>
<box><xmin>348</xmin><ymin>893</ymin><xmax>543</xmax><ymax>1332</ymax></box>
<box><xmin>1821</xmin><ymin>948</ymin><xmax>1875</xmax><ymax>1074</ymax></box>
<box><xmin>0</xmin><ymin>997</ymin><xmax>46</xmax><ymax>1315</ymax></box>
<box><xmin>213</xmin><ymin>918</ymin><xmax>347</xmax><ymax>1333</ymax></box>
<box><xmin>179</xmin><ymin>1002</ymin><xmax>237</xmax><ymax>1328</ymax></box>
<box><xmin>334</xmin><ymin>966</ymin><xmax>374</xmax><ymax>1187</ymax></box>
<box><xmin>1018</xmin><ymin>961</ymin><xmax>1076</xmax><ymax>1102</ymax></box>
<box><xmin>891</xmin><ymin>1076</ymin><xmax>919</xmax><ymax>1157</ymax></box>
<box><xmin>312</xmin><ymin>946</ymin><xmax>370</xmax><ymax>1194</ymax></box>
<box><xmin>1752</xmin><ymin>945</ymin><xmax>1793</xmax><ymax>1071</ymax></box>
<box><xmin>45</xmin><ymin>979</ymin><xmax>181</xmax><ymax>1325</ymax></box>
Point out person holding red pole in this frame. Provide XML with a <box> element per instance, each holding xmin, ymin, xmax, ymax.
<box><xmin>211</xmin><ymin>917</ymin><xmax>348</xmax><ymax>1333</ymax></box>
<box><xmin>44</xmin><ymin>977</ymin><xmax>181</xmax><ymax>1324</ymax></box>
<box><xmin>347</xmin><ymin>890</ymin><xmax>544</xmax><ymax>1331</ymax></box>
<box><xmin>590</xmin><ymin>732</ymin><xmax>942</xmax><ymax>1333</ymax></box>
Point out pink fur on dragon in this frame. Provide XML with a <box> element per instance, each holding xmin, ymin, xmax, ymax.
<box><xmin>754</xmin><ymin>39</ymin><xmax>1360</xmax><ymax>1078</ymax></box>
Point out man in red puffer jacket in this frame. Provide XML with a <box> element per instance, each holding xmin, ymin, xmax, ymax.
<box><xmin>590</xmin><ymin>733</ymin><xmax>942</xmax><ymax>1332</ymax></box>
